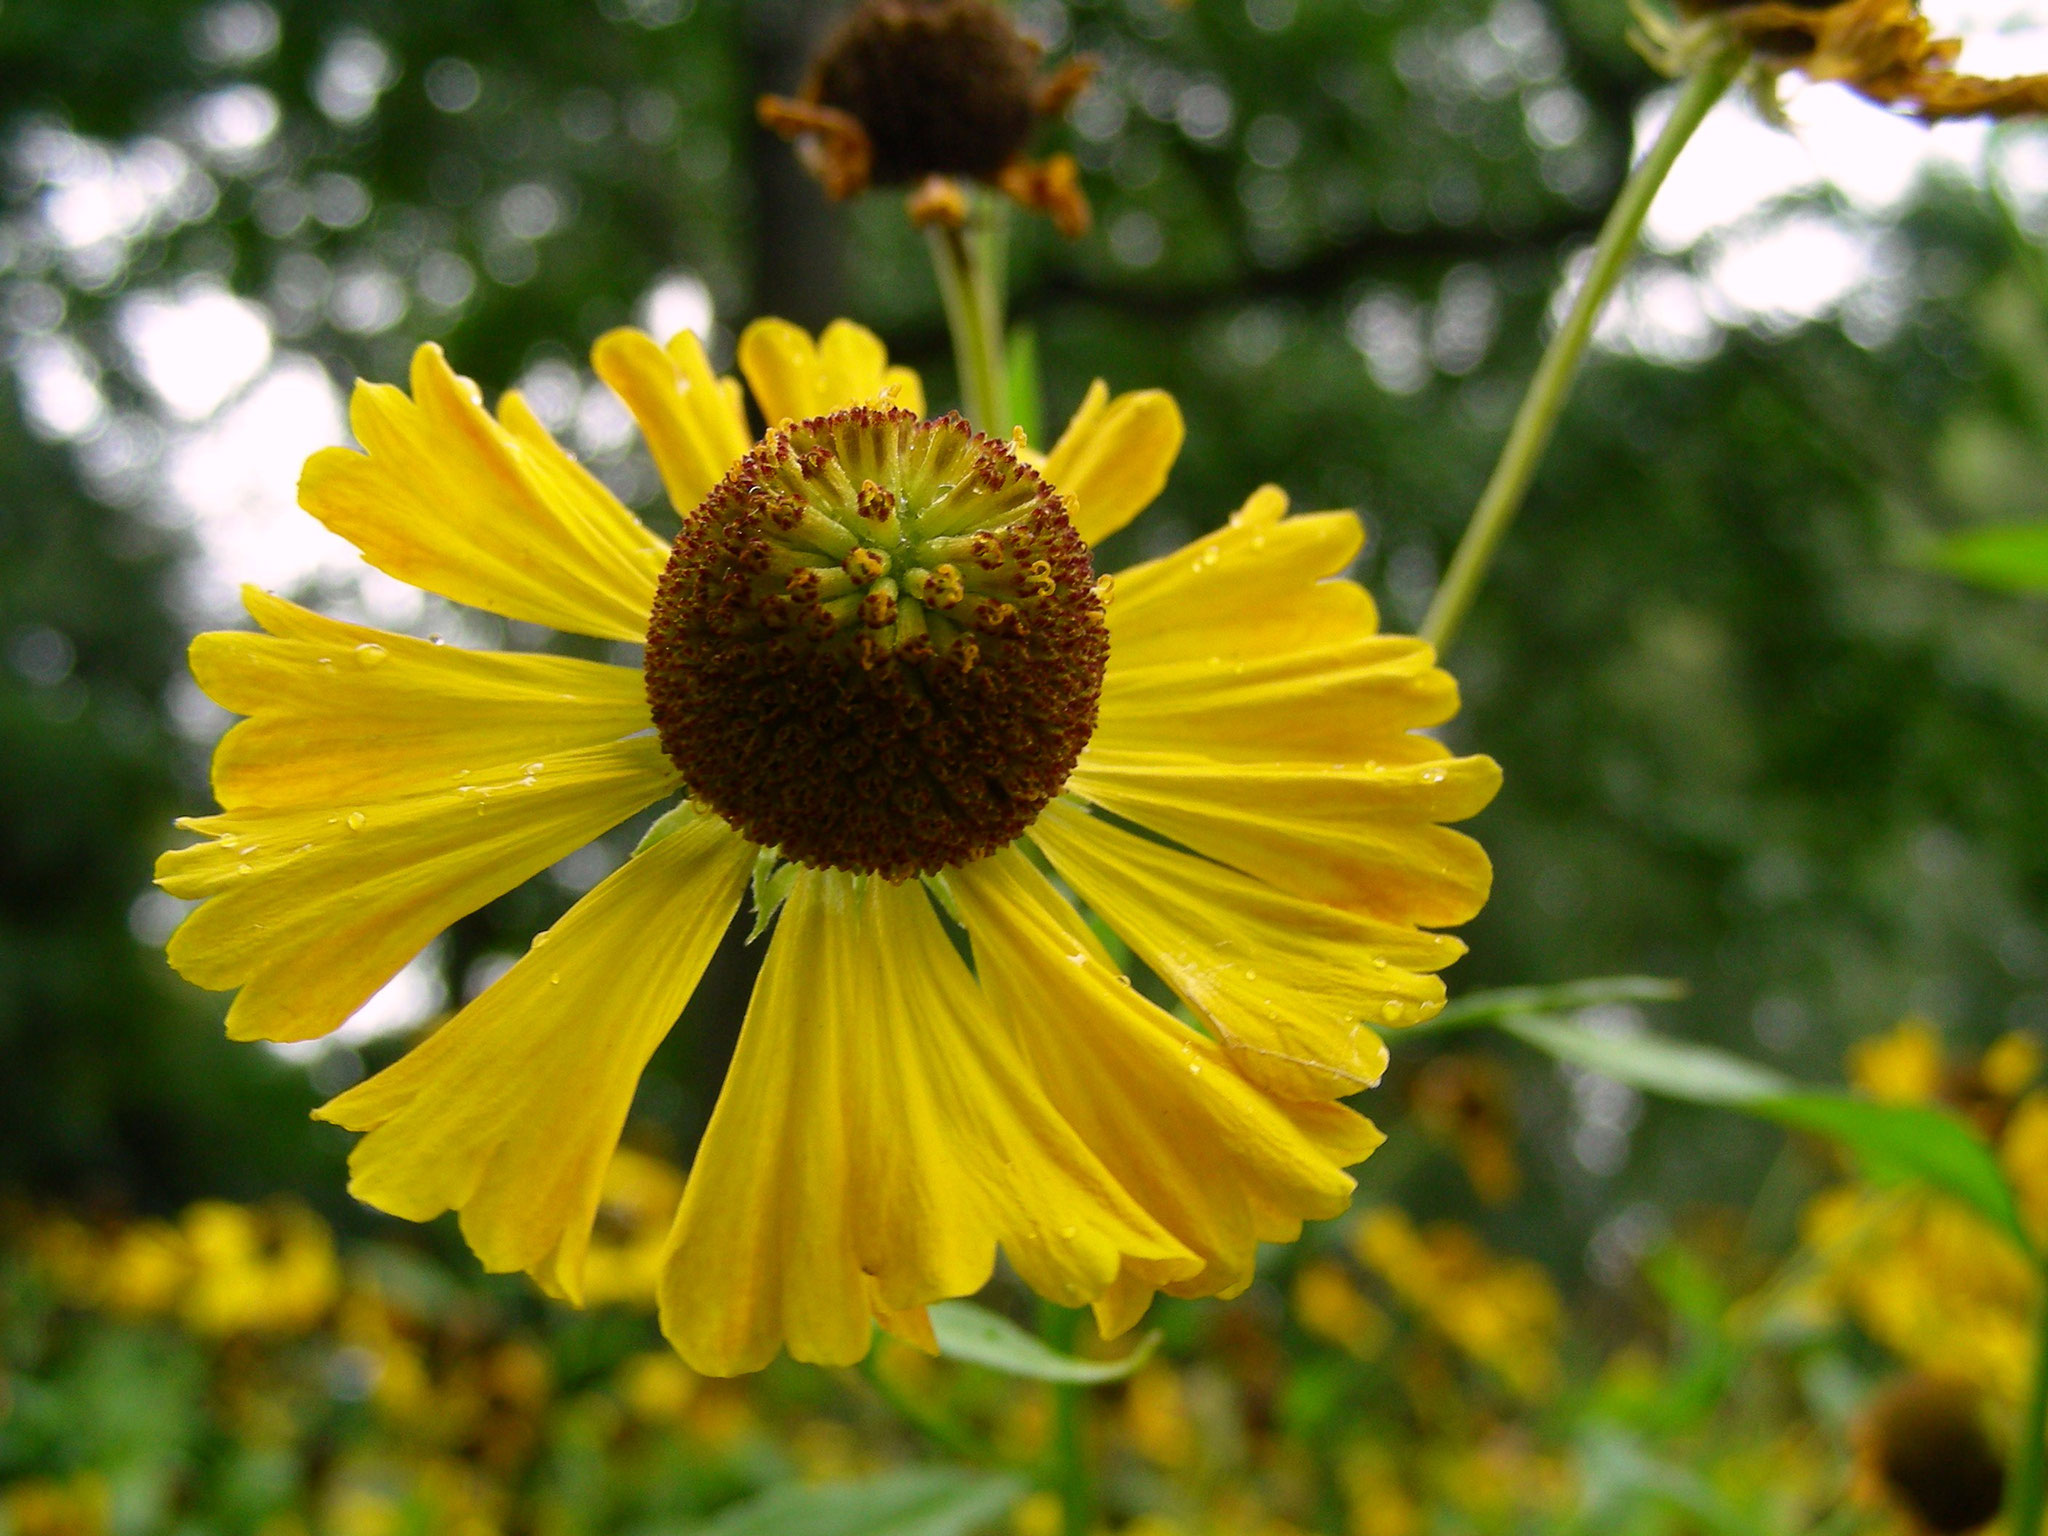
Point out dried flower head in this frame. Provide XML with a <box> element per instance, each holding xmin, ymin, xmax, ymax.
<box><xmin>1854</xmin><ymin>1374</ymin><xmax>2006</xmax><ymax>1535</ymax></box>
<box><xmin>759</xmin><ymin>0</ymin><xmax>1097</xmax><ymax>234</ymax></box>
<box><xmin>1678</xmin><ymin>0</ymin><xmax>2048</xmax><ymax>119</ymax></box>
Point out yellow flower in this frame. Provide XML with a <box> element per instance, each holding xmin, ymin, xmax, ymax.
<box><xmin>579</xmin><ymin>1147</ymin><xmax>687</xmax><ymax>1308</ymax></box>
<box><xmin>1352</xmin><ymin>1207</ymin><xmax>1560</xmax><ymax>1400</ymax></box>
<box><xmin>179</xmin><ymin>1199</ymin><xmax>340</xmax><ymax>1336</ymax></box>
<box><xmin>158</xmin><ymin>317</ymin><xmax>1498</xmax><ymax>1375</ymax></box>
<box><xmin>1847</xmin><ymin>1017</ymin><xmax>1945</xmax><ymax>1104</ymax></box>
<box><xmin>1687</xmin><ymin>0</ymin><xmax>2048</xmax><ymax>120</ymax></box>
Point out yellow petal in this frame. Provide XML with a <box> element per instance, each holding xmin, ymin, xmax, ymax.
<box><xmin>194</xmin><ymin>588</ymin><xmax>653</xmax><ymax>810</ymax></box>
<box><xmin>157</xmin><ymin>737</ymin><xmax>678</xmax><ymax>1043</ymax></box>
<box><xmin>657</xmin><ymin>871</ymin><xmax>1190</xmax><ymax>1376</ymax></box>
<box><xmin>735</xmin><ymin>317</ymin><xmax>925</xmax><ymax>426</ymax></box>
<box><xmin>1107</xmin><ymin>487</ymin><xmax>1378</xmax><ymax>671</ymax></box>
<box><xmin>1065</xmin><ymin>750</ymin><xmax>1500</xmax><ymax>928</ymax></box>
<box><xmin>299</xmin><ymin>343</ymin><xmax>668</xmax><ymax>641</ymax></box>
<box><xmin>1043</xmin><ymin>380</ymin><xmax>1185</xmax><ymax>546</ymax></box>
<box><xmin>592</xmin><ymin>327</ymin><xmax>752</xmax><ymax>517</ymax></box>
<box><xmin>1031</xmin><ymin>799</ymin><xmax>1463</xmax><ymax>1098</ymax></box>
<box><xmin>314</xmin><ymin>808</ymin><xmax>751</xmax><ymax>1303</ymax></box>
<box><xmin>1098</xmin><ymin>634</ymin><xmax>1461</xmax><ymax>764</ymax></box>
<box><xmin>952</xmin><ymin>848</ymin><xmax>1382</xmax><ymax>1335</ymax></box>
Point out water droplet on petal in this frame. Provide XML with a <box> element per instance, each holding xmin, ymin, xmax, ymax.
<box><xmin>523</xmin><ymin>762</ymin><xmax>545</xmax><ymax>775</ymax></box>
<box><xmin>235</xmin><ymin>862</ymin><xmax>252</xmax><ymax>875</ymax></box>
<box><xmin>1371</xmin><ymin>956</ymin><xmax>1388</xmax><ymax>969</ymax></box>
<box><xmin>1380</xmin><ymin>1000</ymin><xmax>1403</xmax><ymax>1022</ymax></box>
<box><xmin>346</xmin><ymin>811</ymin><xmax>366</xmax><ymax>831</ymax></box>
<box><xmin>549</xmin><ymin>972</ymin><xmax>561</xmax><ymax>985</ymax></box>
<box><xmin>354</xmin><ymin>642</ymin><xmax>388</xmax><ymax>667</ymax></box>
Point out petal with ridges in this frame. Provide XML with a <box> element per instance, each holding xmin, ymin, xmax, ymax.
<box><xmin>1032</xmin><ymin>800</ymin><xmax>1463</xmax><ymax>1099</ymax></box>
<box><xmin>157</xmin><ymin>736</ymin><xmax>679</xmax><ymax>1043</ymax></box>
<box><xmin>657</xmin><ymin>871</ymin><xmax>1191</xmax><ymax>1376</ymax></box>
<box><xmin>1107</xmin><ymin>488</ymin><xmax>1379</xmax><ymax>671</ymax></box>
<box><xmin>194</xmin><ymin>588</ymin><xmax>653</xmax><ymax>810</ymax></box>
<box><xmin>314</xmin><ymin>807</ymin><xmax>751</xmax><ymax>1303</ymax></box>
<box><xmin>735</xmin><ymin>317</ymin><xmax>924</xmax><ymax>427</ymax></box>
<box><xmin>952</xmin><ymin>849</ymin><xmax>1382</xmax><ymax>1336</ymax></box>
<box><xmin>1065</xmin><ymin>750</ymin><xmax>1500</xmax><ymax>928</ymax></box>
<box><xmin>1098</xmin><ymin>634</ymin><xmax>1461</xmax><ymax>764</ymax></box>
<box><xmin>592</xmin><ymin>327</ymin><xmax>752</xmax><ymax>517</ymax></box>
<box><xmin>1043</xmin><ymin>380</ymin><xmax>1185</xmax><ymax>546</ymax></box>
<box><xmin>299</xmin><ymin>343</ymin><xmax>667</xmax><ymax>641</ymax></box>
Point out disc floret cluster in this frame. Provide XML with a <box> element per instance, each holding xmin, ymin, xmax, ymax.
<box><xmin>643</xmin><ymin>405</ymin><xmax>1107</xmax><ymax>879</ymax></box>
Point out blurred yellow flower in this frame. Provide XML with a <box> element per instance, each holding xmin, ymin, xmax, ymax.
<box><xmin>1122</xmin><ymin>1362</ymin><xmax>1197</xmax><ymax>1469</ymax></box>
<box><xmin>1801</xmin><ymin>1186</ymin><xmax>2035</xmax><ymax>1403</ymax></box>
<box><xmin>180</xmin><ymin>1199</ymin><xmax>340</xmax><ymax>1336</ymax></box>
<box><xmin>1847</xmin><ymin>1017</ymin><xmax>1944</xmax><ymax>1104</ymax></box>
<box><xmin>579</xmin><ymin>1147</ymin><xmax>686</xmax><ymax>1308</ymax></box>
<box><xmin>1352</xmin><ymin>1207</ymin><xmax>1561</xmax><ymax>1399</ymax></box>
<box><xmin>1291</xmin><ymin>1258</ymin><xmax>1390</xmax><ymax>1359</ymax></box>
<box><xmin>157</xmin><ymin>316</ymin><xmax>1496</xmax><ymax>1374</ymax></box>
<box><xmin>0</xmin><ymin>1472</ymin><xmax>110</xmax><ymax>1536</ymax></box>
<box><xmin>616</xmin><ymin>1350</ymin><xmax>699</xmax><ymax>1423</ymax></box>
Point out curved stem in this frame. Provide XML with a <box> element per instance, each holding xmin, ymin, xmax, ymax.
<box><xmin>1037</xmin><ymin>1303</ymin><xmax>1092</xmax><ymax>1536</ymax></box>
<box><xmin>2008</xmin><ymin>1279</ymin><xmax>2048</xmax><ymax>1536</ymax></box>
<box><xmin>924</xmin><ymin>192</ymin><xmax>1012</xmax><ymax>433</ymax></box>
<box><xmin>1420</xmin><ymin>49</ymin><xmax>1742</xmax><ymax>651</ymax></box>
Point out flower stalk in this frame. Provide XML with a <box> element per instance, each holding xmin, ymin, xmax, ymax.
<box><xmin>2008</xmin><ymin>1279</ymin><xmax>2048</xmax><ymax>1536</ymax></box>
<box><xmin>926</xmin><ymin>190</ymin><xmax>1013</xmax><ymax>433</ymax></box>
<box><xmin>1420</xmin><ymin>44</ymin><xmax>1743</xmax><ymax>652</ymax></box>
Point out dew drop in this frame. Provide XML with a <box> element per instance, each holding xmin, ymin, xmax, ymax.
<box><xmin>532</xmin><ymin>930</ymin><xmax>551</xmax><ymax>947</ymax></box>
<box><xmin>1380</xmin><ymin>1000</ymin><xmax>1403</xmax><ymax>1022</ymax></box>
<box><xmin>346</xmin><ymin>811</ymin><xmax>366</xmax><ymax>831</ymax></box>
<box><xmin>1371</xmin><ymin>957</ymin><xmax>1387</xmax><ymax>969</ymax></box>
<box><xmin>1245</xmin><ymin>969</ymin><xmax>1257</xmax><ymax>981</ymax></box>
<box><xmin>522</xmin><ymin>762</ymin><xmax>545</xmax><ymax>775</ymax></box>
<box><xmin>549</xmin><ymin>972</ymin><xmax>561</xmax><ymax>985</ymax></box>
<box><xmin>1066</xmin><ymin>952</ymin><xmax>1088</xmax><ymax>966</ymax></box>
<box><xmin>1421</xmin><ymin>767</ymin><xmax>1446</xmax><ymax>784</ymax></box>
<box><xmin>235</xmin><ymin>862</ymin><xmax>253</xmax><ymax>875</ymax></box>
<box><xmin>354</xmin><ymin>642</ymin><xmax>388</xmax><ymax>667</ymax></box>
<box><xmin>428</xmin><ymin>633</ymin><xmax>445</xmax><ymax>644</ymax></box>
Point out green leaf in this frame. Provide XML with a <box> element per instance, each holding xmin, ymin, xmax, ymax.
<box><xmin>1414</xmin><ymin>976</ymin><xmax>1688</xmax><ymax>1035</ymax></box>
<box><xmin>749</xmin><ymin>849</ymin><xmax>797</xmax><ymax>942</ymax></box>
<box><xmin>1757</xmin><ymin>1094</ymin><xmax>2029</xmax><ymax>1251</ymax></box>
<box><xmin>1491</xmin><ymin>1015</ymin><xmax>2032</xmax><ymax>1254</ymax></box>
<box><xmin>1006</xmin><ymin>324</ymin><xmax>1040</xmax><ymax>445</ymax></box>
<box><xmin>1495</xmin><ymin>1013</ymin><xmax>1786</xmax><ymax>1104</ymax></box>
<box><xmin>929</xmin><ymin>1300</ymin><xmax>1160</xmax><ymax>1383</ymax></box>
<box><xmin>1922</xmin><ymin>522</ymin><xmax>2048</xmax><ymax>592</ymax></box>
<box><xmin>695</xmin><ymin>1468</ymin><xmax>1026</xmax><ymax>1536</ymax></box>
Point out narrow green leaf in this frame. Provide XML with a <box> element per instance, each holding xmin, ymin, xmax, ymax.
<box><xmin>1006</xmin><ymin>324</ymin><xmax>1040</xmax><ymax>446</ymax></box>
<box><xmin>1922</xmin><ymin>522</ymin><xmax>2048</xmax><ymax>593</ymax></box>
<box><xmin>695</xmin><ymin>1468</ymin><xmax>1027</xmax><ymax>1536</ymax></box>
<box><xmin>929</xmin><ymin>1300</ymin><xmax>1159</xmax><ymax>1383</ymax></box>
<box><xmin>1491</xmin><ymin>1014</ymin><xmax>2032</xmax><ymax>1255</ymax></box>
<box><xmin>749</xmin><ymin>850</ymin><xmax>796</xmax><ymax>942</ymax></box>
<box><xmin>1757</xmin><ymin>1094</ymin><xmax>2029</xmax><ymax>1252</ymax></box>
<box><xmin>1413</xmin><ymin>976</ymin><xmax>1687</xmax><ymax>1035</ymax></box>
<box><xmin>632</xmin><ymin>801</ymin><xmax>699</xmax><ymax>855</ymax></box>
<box><xmin>1495</xmin><ymin>1013</ymin><xmax>1786</xmax><ymax>1104</ymax></box>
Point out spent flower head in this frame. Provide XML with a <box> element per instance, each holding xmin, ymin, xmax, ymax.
<box><xmin>759</xmin><ymin>0</ymin><xmax>1096</xmax><ymax>235</ymax></box>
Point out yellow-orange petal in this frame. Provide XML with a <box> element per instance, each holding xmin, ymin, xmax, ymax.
<box><xmin>657</xmin><ymin>870</ymin><xmax>1191</xmax><ymax>1376</ymax></box>
<box><xmin>1097</xmin><ymin>633</ymin><xmax>1460</xmax><ymax>765</ymax></box>
<box><xmin>592</xmin><ymin>327</ymin><xmax>752</xmax><ymax>517</ymax></box>
<box><xmin>156</xmin><ymin>736</ymin><xmax>678</xmax><ymax>1043</ymax></box>
<box><xmin>1042</xmin><ymin>380</ymin><xmax>1184</xmax><ymax>546</ymax></box>
<box><xmin>951</xmin><ymin>848</ymin><xmax>1382</xmax><ymax>1335</ymax></box>
<box><xmin>1065</xmin><ymin>750</ymin><xmax>1500</xmax><ymax>929</ymax></box>
<box><xmin>735</xmin><ymin>317</ymin><xmax>925</xmax><ymax>427</ymax></box>
<box><xmin>193</xmin><ymin>588</ymin><xmax>653</xmax><ymax>810</ymax></box>
<box><xmin>315</xmin><ymin>807</ymin><xmax>751</xmax><ymax>1304</ymax></box>
<box><xmin>298</xmin><ymin>343</ymin><xmax>668</xmax><ymax>642</ymax></box>
<box><xmin>1031</xmin><ymin>799</ymin><xmax>1463</xmax><ymax>1098</ymax></box>
<box><xmin>1107</xmin><ymin>486</ymin><xmax>1378</xmax><ymax>671</ymax></box>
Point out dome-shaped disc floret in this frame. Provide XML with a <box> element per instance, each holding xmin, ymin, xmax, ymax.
<box><xmin>644</xmin><ymin>407</ymin><xmax>1106</xmax><ymax>878</ymax></box>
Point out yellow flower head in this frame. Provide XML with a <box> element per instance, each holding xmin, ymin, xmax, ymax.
<box><xmin>1684</xmin><ymin>0</ymin><xmax>2048</xmax><ymax>120</ymax></box>
<box><xmin>158</xmin><ymin>318</ymin><xmax>1499</xmax><ymax>1374</ymax></box>
<box><xmin>1847</xmin><ymin>1016</ymin><xmax>1945</xmax><ymax>1104</ymax></box>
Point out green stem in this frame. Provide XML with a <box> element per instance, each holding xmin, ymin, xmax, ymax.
<box><xmin>856</xmin><ymin>1353</ymin><xmax>992</xmax><ymax>1465</ymax></box>
<box><xmin>924</xmin><ymin>192</ymin><xmax>1012</xmax><ymax>432</ymax></box>
<box><xmin>1038</xmin><ymin>1303</ymin><xmax>1092</xmax><ymax>1536</ymax></box>
<box><xmin>2007</xmin><ymin>1277</ymin><xmax>2048</xmax><ymax>1536</ymax></box>
<box><xmin>1419</xmin><ymin>49</ymin><xmax>1741</xmax><ymax>652</ymax></box>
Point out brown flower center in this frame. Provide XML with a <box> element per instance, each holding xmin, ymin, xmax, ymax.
<box><xmin>643</xmin><ymin>406</ymin><xmax>1106</xmax><ymax>879</ymax></box>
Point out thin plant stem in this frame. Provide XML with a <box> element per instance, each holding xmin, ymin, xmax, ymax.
<box><xmin>924</xmin><ymin>192</ymin><xmax>1012</xmax><ymax>432</ymax></box>
<box><xmin>1419</xmin><ymin>48</ymin><xmax>1742</xmax><ymax>652</ymax></box>
<box><xmin>2007</xmin><ymin>1278</ymin><xmax>2048</xmax><ymax>1536</ymax></box>
<box><xmin>1038</xmin><ymin>1303</ymin><xmax>1092</xmax><ymax>1536</ymax></box>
